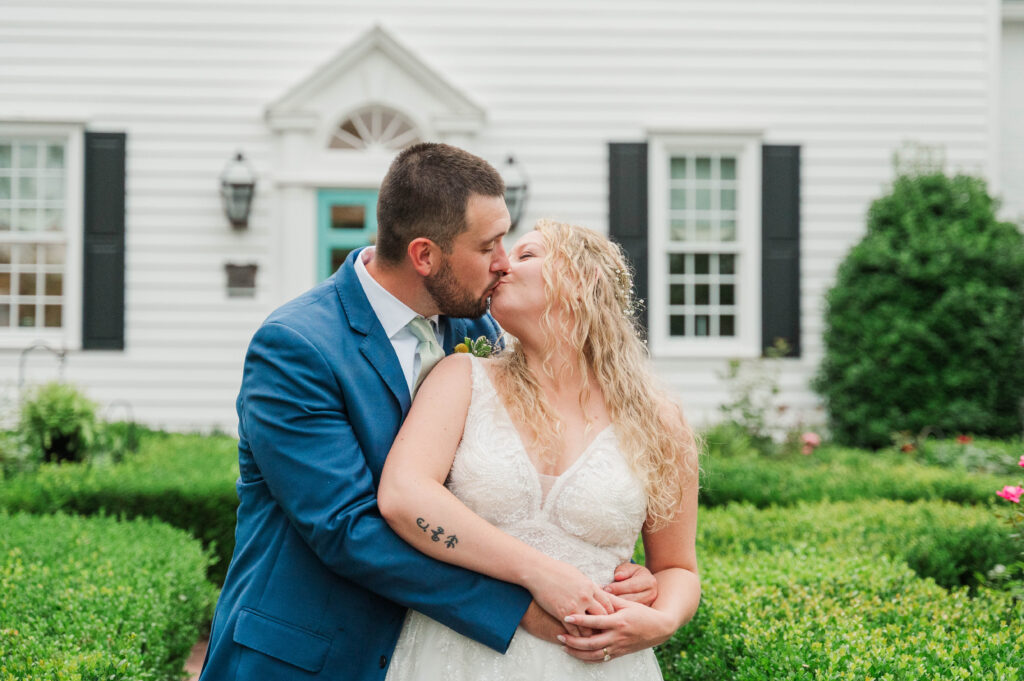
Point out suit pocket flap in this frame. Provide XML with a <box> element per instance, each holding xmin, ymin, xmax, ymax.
<box><xmin>233</xmin><ymin>608</ymin><xmax>332</xmax><ymax>672</ymax></box>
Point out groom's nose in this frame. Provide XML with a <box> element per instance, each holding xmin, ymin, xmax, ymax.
<box><xmin>491</xmin><ymin>242</ymin><xmax>510</xmax><ymax>274</ymax></box>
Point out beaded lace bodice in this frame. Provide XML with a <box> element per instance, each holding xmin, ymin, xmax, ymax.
<box><xmin>447</xmin><ymin>356</ymin><xmax>649</xmax><ymax>585</ymax></box>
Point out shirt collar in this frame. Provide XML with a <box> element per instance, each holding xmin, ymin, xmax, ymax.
<box><xmin>354</xmin><ymin>247</ymin><xmax>439</xmax><ymax>338</ymax></box>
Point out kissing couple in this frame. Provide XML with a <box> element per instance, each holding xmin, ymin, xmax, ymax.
<box><xmin>200</xmin><ymin>143</ymin><xmax>701</xmax><ymax>681</ymax></box>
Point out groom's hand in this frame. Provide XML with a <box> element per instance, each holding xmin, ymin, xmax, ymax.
<box><xmin>520</xmin><ymin>601</ymin><xmax>592</xmax><ymax>642</ymax></box>
<box><xmin>604</xmin><ymin>563</ymin><xmax>658</xmax><ymax>607</ymax></box>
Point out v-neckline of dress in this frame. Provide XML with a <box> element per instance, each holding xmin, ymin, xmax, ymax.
<box><xmin>473</xmin><ymin>357</ymin><xmax>613</xmax><ymax>511</ymax></box>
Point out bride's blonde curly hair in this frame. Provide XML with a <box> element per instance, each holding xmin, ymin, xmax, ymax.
<box><xmin>493</xmin><ymin>219</ymin><xmax>699</xmax><ymax>528</ymax></box>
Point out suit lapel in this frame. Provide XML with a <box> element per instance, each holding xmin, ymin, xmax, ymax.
<box><xmin>442</xmin><ymin>317</ymin><xmax>467</xmax><ymax>354</ymax></box>
<box><xmin>335</xmin><ymin>251</ymin><xmax>412</xmax><ymax>415</ymax></box>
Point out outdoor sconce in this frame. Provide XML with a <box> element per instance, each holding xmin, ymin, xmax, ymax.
<box><xmin>220</xmin><ymin>152</ymin><xmax>256</xmax><ymax>229</ymax></box>
<box><xmin>502</xmin><ymin>155</ymin><xmax>529</xmax><ymax>230</ymax></box>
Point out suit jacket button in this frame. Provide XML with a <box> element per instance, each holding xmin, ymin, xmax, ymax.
<box><xmin>379</xmin><ymin>655</ymin><xmax>387</xmax><ymax>669</ymax></box>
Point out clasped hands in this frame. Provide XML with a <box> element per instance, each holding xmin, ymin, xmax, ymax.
<box><xmin>519</xmin><ymin>562</ymin><xmax>673</xmax><ymax>663</ymax></box>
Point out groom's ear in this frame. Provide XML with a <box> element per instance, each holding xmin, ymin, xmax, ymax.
<box><xmin>408</xmin><ymin>238</ymin><xmax>439</xmax><ymax>276</ymax></box>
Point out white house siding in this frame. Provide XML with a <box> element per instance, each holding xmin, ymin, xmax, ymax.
<box><xmin>0</xmin><ymin>0</ymin><xmax>1004</xmax><ymax>433</ymax></box>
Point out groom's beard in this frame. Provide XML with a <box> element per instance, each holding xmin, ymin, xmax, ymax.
<box><xmin>425</xmin><ymin>258</ymin><xmax>495</xmax><ymax>318</ymax></box>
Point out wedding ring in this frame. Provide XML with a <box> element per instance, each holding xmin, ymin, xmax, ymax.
<box><xmin>603</xmin><ymin>647</ymin><xmax>611</xmax><ymax>662</ymax></box>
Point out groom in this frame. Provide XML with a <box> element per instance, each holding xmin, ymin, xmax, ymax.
<box><xmin>200</xmin><ymin>143</ymin><xmax>655</xmax><ymax>681</ymax></box>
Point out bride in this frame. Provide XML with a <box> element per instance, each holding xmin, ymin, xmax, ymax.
<box><xmin>377</xmin><ymin>219</ymin><xmax>701</xmax><ymax>680</ymax></box>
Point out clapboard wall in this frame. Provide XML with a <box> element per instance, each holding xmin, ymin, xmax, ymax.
<box><xmin>0</xmin><ymin>0</ymin><xmax>1005</xmax><ymax>431</ymax></box>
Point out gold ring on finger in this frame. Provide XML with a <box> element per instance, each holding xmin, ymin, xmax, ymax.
<box><xmin>603</xmin><ymin>647</ymin><xmax>611</xmax><ymax>662</ymax></box>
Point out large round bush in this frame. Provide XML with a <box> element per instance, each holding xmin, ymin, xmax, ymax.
<box><xmin>813</xmin><ymin>171</ymin><xmax>1024</xmax><ymax>448</ymax></box>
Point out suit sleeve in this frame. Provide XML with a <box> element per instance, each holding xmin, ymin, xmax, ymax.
<box><xmin>238</xmin><ymin>321</ymin><xmax>531</xmax><ymax>653</ymax></box>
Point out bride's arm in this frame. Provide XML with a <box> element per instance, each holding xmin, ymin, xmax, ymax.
<box><xmin>557</xmin><ymin>408</ymin><xmax>701</xmax><ymax>661</ymax></box>
<box><xmin>377</xmin><ymin>354</ymin><xmax>614</xmax><ymax>623</ymax></box>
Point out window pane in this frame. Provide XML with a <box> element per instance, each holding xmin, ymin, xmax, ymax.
<box><xmin>0</xmin><ymin>244</ymin><xmax>9</xmax><ymax>263</ymax></box>
<box><xmin>43</xmin><ymin>176</ymin><xmax>63</xmax><ymax>201</ymax></box>
<box><xmin>18</xmin><ymin>304</ymin><xmax>35</xmax><ymax>327</ymax></box>
<box><xmin>0</xmin><ymin>144</ymin><xmax>11</xmax><ymax>168</ymax></box>
<box><xmin>43</xmin><ymin>208</ymin><xmax>62</xmax><ymax>232</ymax></box>
<box><xmin>720</xmin><ymin>315</ymin><xmax>735</xmax><ymax>336</ymax></box>
<box><xmin>44</xmin><ymin>273</ymin><xmax>62</xmax><ymax>295</ymax></box>
<box><xmin>721</xmin><ymin>188</ymin><xmax>736</xmax><ymax>211</ymax></box>
<box><xmin>670</xmin><ymin>157</ymin><xmax>688</xmax><ymax>179</ymax></box>
<box><xmin>669</xmin><ymin>284</ymin><xmax>686</xmax><ymax>305</ymax></box>
<box><xmin>669</xmin><ymin>315</ymin><xmax>686</xmax><ymax>336</ymax></box>
<box><xmin>0</xmin><ymin>177</ymin><xmax>9</xmax><ymax>200</ymax></box>
<box><xmin>0</xmin><ymin>272</ymin><xmax>8</xmax><ymax>295</ymax></box>
<box><xmin>670</xmin><ymin>189</ymin><xmax>687</xmax><ymax>210</ymax></box>
<box><xmin>18</xmin><ymin>176</ymin><xmax>37</xmax><ymax>199</ymax></box>
<box><xmin>695</xmin><ymin>218</ymin><xmax>712</xmax><ymax>242</ymax></box>
<box><xmin>18</xmin><ymin>272</ymin><xmax>36</xmax><ymax>295</ymax></box>
<box><xmin>695</xmin><ymin>315</ymin><xmax>709</xmax><ymax>336</ymax></box>
<box><xmin>669</xmin><ymin>253</ymin><xmax>686</xmax><ymax>274</ymax></box>
<box><xmin>16</xmin><ymin>143</ymin><xmax>38</xmax><ymax>169</ymax></box>
<box><xmin>43</xmin><ymin>244</ymin><xmax>63</xmax><ymax>264</ymax></box>
<box><xmin>44</xmin><ymin>304</ymin><xmax>61</xmax><ymax>327</ymax></box>
<box><xmin>0</xmin><ymin>303</ymin><xmax>8</xmax><ymax>326</ymax></box>
<box><xmin>696</xmin><ymin>188</ymin><xmax>710</xmax><ymax>210</ymax></box>
<box><xmin>695</xmin><ymin>284</ymin><xmax>709</xmax><ymax>305</ymax></box>
<box><xmin>695</xmin><ymin>254</ymin><xmax>710</xmax><ymax>274</ymax></box>
<box><xmin>15</xmin><ymin>244</ymin><xmax>35</xmax><ymax>264</ymax></box>
<box><xmin>45</xmin><ymin>145</ymin><xmax>64</xmax><ymax>169</ymax></box>
<box><xmin>331</xmin><ymin>248</ymin><xmax>353</xmax><ymax>273</ymax></box>
<box><xmin>721</xmin><ymin>157</ymin><xmax>736</xmax><ymax>180</ymax></box>
<box><xmin>720</xmin><ymin>284</ymin><xmax>734</xmax><ymax>305</ymax></box>
<box><xmin>669</xmin><ymin>219</ymin><xmax>688</xmax><ymax>242</ymax></box>
<box><xmin>720</xmin><ymin>254</ymin><xmax>735</xmax><ymax>274</ymax></box>
<box><xmin>16</xmin><ymin>208</ymin><xmax>37</xmax><ymax>231</ymax></box>
<box><xmin>721</xmin><ymin>219</ymin><xmax>736</xmax><ymax>242</ymax></box>
<box><xmin>330</xmin><ymin>205</ymin><xmax>365</xmax><ymax>230</ymax></box>
<box><xmin>0</xmin><ymin>209</ymin><xmax>10</xmax><ymax>231</ymax></box>
<box><xmin>696</xmin><ymin>157</ymin><xmax>711</xmax><ymax>179</ymax></box>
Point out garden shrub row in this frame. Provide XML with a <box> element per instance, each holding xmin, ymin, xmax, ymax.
<box><xmin>697</xmin><ymin>499</ymin><xmax>1015</xmax><ymax>589</ymax></box>
<box><xmin>0</xmin><ymin>511</ymin><xmax>217</xmax><ymax>681</ymax></box>
<box><xmin>0</xmin><ymin>432</ymin><xmax>240</xmax><ymax>583</ymax></box>
<box><xmin>699</xmin><ymin>445</ymin><xmax>1006</xmax><ymax>509</ymax></box>
<box><xmin>658</xmin><ymin>548</ymin><xmax>1023</xmax><ymax>681</ymax></box>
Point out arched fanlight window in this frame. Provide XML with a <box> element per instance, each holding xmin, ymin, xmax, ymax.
<box><xmin>329</xmin><ymin>105</ymin><xmax>422</xmax><ymax>150</ymax></box>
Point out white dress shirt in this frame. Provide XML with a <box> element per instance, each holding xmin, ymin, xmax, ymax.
<box><xmin>354</xmin><ymin>248</ymin><xmax>443</xmax><ymax>396</ymax></box>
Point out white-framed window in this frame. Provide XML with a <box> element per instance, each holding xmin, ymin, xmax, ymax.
<box><xmin>648</xmin><ymin>134</ymin><xmax>761</xmax><ymax>358</ymax></box>
<box><xmin>0</xmin><ymin>123</ymin><xmax>83</xmax><ymax>350</ymax></box>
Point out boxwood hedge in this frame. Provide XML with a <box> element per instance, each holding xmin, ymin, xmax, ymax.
<box><xmin>0</xmin><ymin>511</ymin><xmax>217</xmax><ymax>681</ymax></box>
<box><xmin>0</xmin><ymin>432</ymin><xmax>239</xmax><ymax>583</ymax></box>
<box><xmin>659</xmin><ymin>549</ymin><xmax>1022</xmax><ymax>681</ymax></box>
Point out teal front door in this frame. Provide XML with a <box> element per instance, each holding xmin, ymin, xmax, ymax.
<box><xmin>317</xmin><ymin>188</ymin><xmax>378</xmax><ymax>280</ymax></box>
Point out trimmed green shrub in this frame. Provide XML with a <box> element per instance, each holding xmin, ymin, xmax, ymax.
<box><xmin>700</xmin><ymin>445</ymin><xmax>1007</xmax><ymax>508</ymax></box>
<box><xmin>0</xmin><ymin>511</ymin><xmax>217</xmax><ymax>681</ymax></box>
<box><xmin>658</xmin><ymin>550</ymin><xmax>1023</xmax><ymax>681</ymax></box>
<box><xmin>0</xmin><ymin>431</ymin><xmax>240</xmax><ymax>583</ymax></box>
<box><xmin>813</xmin><ymin>171</ymin><xmax>1024</xmax><ymax>449</ymax></box>
<box><xmin>19</xmin><ymin>382</ymin><xmax>100</xmax><ymax>464</ymax></box>
<box><xmin>698</xmin><ymin>500</ymin><xmax>1016</xmax><ymax>589</ymax></box>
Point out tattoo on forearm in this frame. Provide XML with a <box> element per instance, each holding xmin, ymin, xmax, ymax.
<box><xmin>415</xmin><ymin>517</ymin><xmax>458</xmax><ymax>549</ymax></box>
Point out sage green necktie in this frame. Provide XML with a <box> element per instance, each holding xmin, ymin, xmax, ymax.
<box><xmin>408</xmin><ymin>316</ymin><xmax>445</xmax><ymax>395</ymax></box>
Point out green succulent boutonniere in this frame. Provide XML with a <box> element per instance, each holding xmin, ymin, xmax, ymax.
<box><xmin>454</xmin><ymin>336</ymin><xmax>494</xmax><ymax>357</ymax></box>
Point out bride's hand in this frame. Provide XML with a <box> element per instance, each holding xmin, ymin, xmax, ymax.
<box><xmin>523</xmin><ymin>558</ymin><xmax>615</xmax><ymax>625</ymax></box>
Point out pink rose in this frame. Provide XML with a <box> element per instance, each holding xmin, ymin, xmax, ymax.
<box><xmin>800</xmin><ymin>432</ymin><xmax>821</xmax><ymax>456</ymax></box>
<box><xmin>1018</xmin><ymin>455</ymin><xmax>1024</xmax><ymax>468</ymax></box>
<box><xmin>996</xmin><ymin>486</ymin><xmax>1024</xmax><ymax>504</ymax></box>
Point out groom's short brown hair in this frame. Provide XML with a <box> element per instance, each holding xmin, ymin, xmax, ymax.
<box><xmin>375</xmin><ymin>143</ymin><xmax>505</xmax><ymax>265</ymax></box>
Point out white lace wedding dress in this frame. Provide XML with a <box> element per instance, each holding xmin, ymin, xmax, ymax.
<box><xmin>385</xmin><ymin>356</ymin><xmax>663</xmax><ymax>681</ymax></box>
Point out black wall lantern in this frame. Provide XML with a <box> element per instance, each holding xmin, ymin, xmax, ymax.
<box><xmin>502</xmin><ymin>155</ymin><xmax>529</xmax><ymax>230</ymax></box>
<box><xmin>220</xmin><ymin>152</ymin><xmax>256</xmax><ymax>229</ymax></box>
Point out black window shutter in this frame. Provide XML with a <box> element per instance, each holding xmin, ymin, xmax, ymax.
<box><xmin>82</xmin><ymin>131</ymin><xmax>126</xmax><ymax>350</ymax></box>
<box><xmin>608</xmin><ymin>142</ymin><xmax>649</xmax><ymax>332</ymax></box>
<box><xmin>761</xmin><ymin>144</ymin><xmax>801</xmax><ymax>357</ymax></box>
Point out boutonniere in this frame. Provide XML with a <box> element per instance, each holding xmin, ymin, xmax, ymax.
<box><xmin>454</xmin><ymin>336</ymin><xmax>493</xmax><ymax>357</ymax></box>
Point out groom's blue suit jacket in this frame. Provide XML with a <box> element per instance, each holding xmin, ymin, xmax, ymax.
<box><xmin>200</xmin><ymin>249</ymin><xmax>531</xmax><ymax>681</ymax></box>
